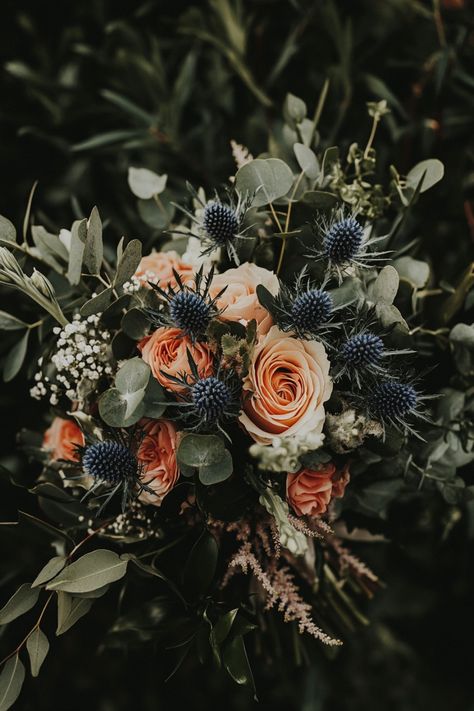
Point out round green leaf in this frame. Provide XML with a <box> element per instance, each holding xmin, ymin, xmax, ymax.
<box><xmin>46</xmin><ymin>550</ymin><xmax>129</xmax><ymax>594</ymax></box>
<box><xmin>235</xmin><ymin>158</ymin><xmax>293</xmax><ymax>207</ymax></box>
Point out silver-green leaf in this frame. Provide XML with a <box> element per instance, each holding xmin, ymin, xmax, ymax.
<box><xmin>31</xmin><ymin>556</ymin><xmax>67</xmax><ymax>588</ymax></box>
<box><xmin>56</xmin><ymin>592</ymin><xmax>93</xmax><ymax>635</ymax></box>
<box><xmin>46</xmin><ymin>550</ymin><xmax>129</xmax><ymax>594</ymax></box>
<box><xmin>0</xmin><ymin>656</ymin><xmax>25</xmax><ymax>711</ymax></box>
<box><xmin>0</xmin><ymin>583</ymin><xmax>39</xmax><ymax>625</ymax></box>
<box><xmin>26</xmin><ymin>627</ymin><xmax>49</xmax><ymax>677</ymax></box>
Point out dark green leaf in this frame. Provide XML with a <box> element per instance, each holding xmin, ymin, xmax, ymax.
<box><xmin>183</xmin><ymin>530</ymin><xmax>218</xmax><ymax>598</ymax></box>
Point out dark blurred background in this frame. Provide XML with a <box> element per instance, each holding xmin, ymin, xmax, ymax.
<box><xmin>1</xmin><ymin>1</ymin><xmax>474</xmax><ymax>709</ymax></box>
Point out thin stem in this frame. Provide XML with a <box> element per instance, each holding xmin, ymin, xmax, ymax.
<box><xmin>276</xmin><ymin>171</ymin><xmax>305</xmax><ymax>276</ymax></box>
<box><xmin>432</xmin><ymin>0</ymin><xmax>447</xmax><ymax>48</ymax></box>
<box><xmin>364</xmin><ymin>115</ymin><xmax>380</xmax><ymax>159</ymax></box>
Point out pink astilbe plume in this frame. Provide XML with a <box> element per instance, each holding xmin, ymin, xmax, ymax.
<box><xmin>331</xmin><ymin>538</ymin><xmax>378</xmax><ymax>583</ymax></box>
<box><xmin>268</xmin><ymin>566</ymin><xmax>342</xmax><ymax>646</ymax></box>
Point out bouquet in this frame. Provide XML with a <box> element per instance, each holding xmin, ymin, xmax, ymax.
<box><xmin>0</xmin><ymin>93</ymin><xmax>464</xmax><ymax>706</ymax></box>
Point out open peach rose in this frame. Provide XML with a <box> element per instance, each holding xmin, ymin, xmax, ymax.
<box><xmin>43</xmin><ymin>417</ymin><xmax>85</xmax><ymax>462</ymax></box>
<box><xmin>135</xmin><ymin>250</ymin><xmax>194</xmax><ymax>289</ymax></box>
<box><xmin>209</xmin><ymin>262</ymin><xmax>279</xmax><ymax>335</ymax></box>
<box><xmin>286</xmin><ymin>462</ymin><xmax>351</xmax><ymax>517</ymax></box>
<box><xmin>138</xmin><ymin>327</ymin><xmax>214</xmax><ymax>393</ymax></box>
<box><xmin>286</xmin><ymin>464</ymin><xmax>335</xmax><ymax>517</ymax></box>
<box><xmin>239</xmin><ymin>326</ymin><xmax>332</xmax><ymax>445</ymax></box>
<box><xmin>138</xmin><ymin>419</ymin><xmax>179</xmax><ymax>506</ymax></box>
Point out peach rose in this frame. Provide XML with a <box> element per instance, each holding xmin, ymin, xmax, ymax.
<box><xmin>138</xmin><ymin>419</ymin><xmax>179</xmax><ymax>506</ymax></box>
<box><xmin>135</xmin><ymin>250</ymin><xmax>194</xmax><ymax>289</ymax></box>
<box><xmin>331</xmin><ymin>463</ymin><xmax>351</xmax><ymax>499</ymax></box>
<box><xmin>239</xmin><ymin>326</ymin><xmax>332</xmax><ymax>445</ymax></box>
<box><xmin>286</xmin><ymin>464</ymin><xmax>335</xmax><ymax>517</ymax></box>
<box><xmin>209</xmin><ymin>262</ymin><xmax>279</xmax><ymax>335</ymax></box>
<box><xmin>138</xmin><ymin>327</ymin><xmax>214</xmax><ymax>393</ymax></box>
<box><xmin>43</xmin><ymin>417</ymin><xmax>85</xmax><ymax>462</ymax></box>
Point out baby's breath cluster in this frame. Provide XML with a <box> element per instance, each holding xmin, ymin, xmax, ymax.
<box><xmin>30</xmin><ymin>314</ymin><xmax>113</xmax><ymax>405</ymax></box>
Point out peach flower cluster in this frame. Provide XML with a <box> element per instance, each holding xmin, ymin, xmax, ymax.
<box><xmin>139</xmin><ymin>327</ymin><xmax>214</xmax><ymax>393</ymax></box>
<box><xmin>286</xmin><ymin>463</ymin><xmax>350</xmax><ymax>517</ymax></box>
<box><xmin>209</xmin><ymin>262</ymin><xmax>279</xmax><ymax>335</ymax></box>
<box><xmin>138</xmin><ymin>419</ymin><xmax>179</xmax><ymax>506</ymax></box>
<box><xmin>239</xmin><ymin>326</ymin><xmax>333</xmax><ymax>446</ymax></box>
<box><xmin>43</xmin><ymin>417</ymin><xmax>85</xmax><ymax>461</ymax></box>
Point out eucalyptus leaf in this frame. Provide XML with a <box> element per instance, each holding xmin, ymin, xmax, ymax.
<box><xmin>3</xmin><ymin>329</ymin><xmax>29</xmax><ymax>382</ymax></box>
<box><xmin>46</xmin><ymin>550</ymin><xmax>129</xmax><ymax>593</ymax></box>
<box><xmin>0</xmin><ymin>215</ymin><xmax>16</xmax><ymax>243</ymax></box>
<box><xmin>0</xmin><ymin>311</ymin><xmax>27</xmax><ymax>331</ymax></box>
<box><xmin>121</xmin><ymin>308</ymin><xmax>151</xmax><ymax>340</ymax></box>
<box><xmin>83</xmin><ymin>206</ymin><xmax>103</xmax><ymax>275</ymax></box>
<box><xmin>294</xmin><ymin>143</ymin><xmax>320</xmax><ymax>179</ymax></box>
<box><xmin>67</xmin><ymin>218</ymin><xmax>87</xmax><ymax>285</ymax></box>
<box><xmin>80</xmin><ymin>287</ymin><xmax>113</xmax><ymax>317</ymax></box>
<box><xmin>235</xmin><ymin>158</ymin><xmax>293</xmax><ymax>207</ymax></box>
<box><xmin>114</xmin><ymin>239</ymin><xmax>142</xmax><ymax>287</ymax></box>
<box><xmin>56</xmin><ymin>592</ymin><xmax>93</xmax><ymax>635</ymax></box>
<box><xmin>115</xmin><ymin>357</ymin><xmax>150</xmax><ymax>393</ymax></box>
<box><xmin>31</xmin><ymin>556</ymin><xmax>67</xmax><ymax>588</ymax></box>
<box><xmin>406</xmin><ymin>158</ymin><xmax>444</xmax><ymax>193</ymax></box>
<box><xmin>128</xmin><ymin>167</ymin><xmax>168</xmax><ymax>199</ymax></box>
<box><xmin>99</xmin><ymin>387</ymin><xmax>145</xmax><ymax>427</ymax></box>
<box><xmin>142</xmin><ymin>377</ymin><xmax>166</xmax><ymax>418</ymax></box>
<box><xmin>394</xmin><ymin>256</ymin><xmax>430</xmax><ymax>289</ymax></box>
<box><xmin>371</xmin><ymin>265</ymin><xmax>399</xmax><ymax>305</ymax></box>
<box><xmin>177</xmin><ymin>434</ymin><xmax>228</xmax><ymax>469</ymax></box>
<box><xmin>0</xmin><ymin>583</ymin><xmax>39</xmax><ymax>625</ymax></box>
<box><xmin>284</xmin><ymin>93</ymin><xmax>307</xmax><ymax>124</ymax></box>
<box><xmin>31</xmin><ymin>225</ymin><xmax>68</xmax><ymax>269</ymax></box>
<box><xmin>26</xmin><ymin>627</ymin><xmax>49</xmax><ymax>677</ymax></box>
<box><xmin>0</xmin><ymin>656</ymin><xmax>25</xmax><ymax>711</ymax></box>
<box><xmin>199</xmin><ymin>449</ymin><xmax>233</xmax><ymax>485</ymax></box>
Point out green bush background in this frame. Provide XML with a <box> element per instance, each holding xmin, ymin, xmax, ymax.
<box><xmin>1</xmin><ymin>1</ymin><xmax>473</xmax><ymax>709</ymax></box>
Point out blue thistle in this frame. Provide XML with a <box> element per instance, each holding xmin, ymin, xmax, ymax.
<box><xmin>369</xmin><ymin>381</ymin><xmax>418</xmax><ymax>421</ymax></box>
<box><xmin>341</xmin><ymin>332</ymin><xmax>384</xmax><ymax>367</ymax></box>
<box><xmin>169</xmin><ymin>291</ymin><xmax>212</xmax><ymax>336</ymax></box>
<box><xmin>290</xmin><ymin>289</ymin><xmax>333</xmax><ymax>334</ymax></box>
<box><xmin>192</xmin><ymin>376</ymin><xmax>231</xmax><ymax>422</ymax></box>
<box><xmin>203</xmin><ymin>202</ymin><xmax>239</xmax><ymax>245</ymax></box>
<box><xmin>323</xmin><ymin>217</ymin><xmax>364</xmax><ymax>264</ymax></box>
<box><xmin>82</xmin><ymin>441</ymin><xmax>138</xmax><ymax>484</ymax></box>
<box><xmin>147</xmin><ymin>265</ymin><xmax>225</xmax><ymax>341</ymax></box>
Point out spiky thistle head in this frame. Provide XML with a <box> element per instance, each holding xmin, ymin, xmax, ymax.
<box><xmin>203</xmin><ymin>202</ymin><xmax>239</xmax><ymax>245</ymax></box>
<box><xmin>323</xmin><ymin>217</ymin><xmax>364</xmax><ymax>264</ymax></box>
<box><xmin>369</xmin><ymin>381</ymin><xmax>418</xmax><ymax>422</ymax></box>
<box><xmin>161</xmin><ymin>348</ymin><xmax>241</xmax><ymax>436</ymax></box>
<box><xmin>290</xmin><ymin>289</ymin><xmax>333</xmax><ymax>334</ymax></box>
<box><xmin>341</xmin><ymin>332</ymin><xmax>384</xmax><ymax>367</ymax></box>
<box><xmin>147</xmin><ymin>265</ymin><xmax>225</xmax><ymax>341</ymax></box>
<box><xmin>192</xmin><ymin>376</ymin><xmax>232</xmax><ymax>422</ymax></box>
<box><xmin>168</xmin><ymin>290</ymin><xmax>212</xmax><ymax>336</ymax></box>
<box><xmin>82</xmin><ymin>440</ymin><xmax>139</xmax><ymax>484</ymax></box>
